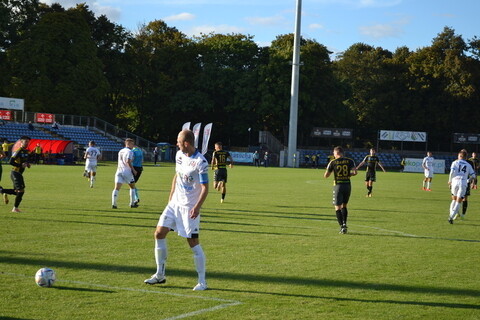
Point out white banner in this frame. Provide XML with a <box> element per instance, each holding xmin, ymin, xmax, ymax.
<box><xmin>0</xmin><ymin>97</ymin><xmax>24</xmax><ymax>111</ymax></box>
<box><xmin>201</xmin><ymin>123</ymin><xmax>212</xmax><ymax>155</ymax></box>
<box><xmin>404</xmin><ymin>158</ymin><xmax>445</xmax><ymax>174</ymax></box>
<box><xmin>380</xmin><ymin>130</ymin><xmax>427</xmax><ymax>142</ymax></box>
<box><xmin>230</xmin><ymin>152</ymin><xmax>254</xmax><ymax>163</ymax></box>
<box><xmin>182</xmin><ymin>122</ymin><xmax>191</xmax><ymax>130</ymax></box>
<box><xmin>192</xmin><ymin>123</ymin><xmax>201</xmax><ymax>149</ymax></box>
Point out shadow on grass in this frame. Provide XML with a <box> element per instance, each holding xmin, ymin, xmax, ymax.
<box><xmin>53</xmin><ymin>285</ymin><xmax>114</xmax><ymax>293</ymax></box>
<box><xmin>1</xmin><ymin>256</ymin><xmax>479</xmax><ymax>299</ymax></box>
<box><xmin>213</xmin><ymin>287</ymin><xmax>480</xmax><ymax>310</ymax></box>
<box><xmin>352</xmin><ymin>232</ymin><xmax>480</xmax><ymax>243</ymax></box>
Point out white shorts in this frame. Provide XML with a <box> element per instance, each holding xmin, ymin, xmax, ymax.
<box><xmin>157</xmin><ymin>203</ymin><xmax>200</xmax><ymax>238</ymax></box>
<box><xmin>451</xmin><ymin>180</ymin><xmax>467</xmax><ymax>199</ymax></box>
<box><xmin>115</xmin><ymin>171</ymin><xmax>135</xmax><ymax>185</ymax></box>
<box><xmin>424</xmin><ymin>169</ymin><xmax>433</xmax><ymax>178</ymax></box>
<box><xmin>85</xmin><ymin>162</ymin><xmax>97</xmax><ymax>173</ymax></box>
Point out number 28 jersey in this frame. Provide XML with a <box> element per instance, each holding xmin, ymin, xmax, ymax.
<box><xmin>326</xmin><ymin>157</ymin><xmax>356</xmax><ymax>185</ymax></box>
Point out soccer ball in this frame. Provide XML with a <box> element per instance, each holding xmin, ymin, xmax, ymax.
<box><xmin>35</xmin><ymin>267</ymin><xmax>56</xmax><ymax>287</ymax></box>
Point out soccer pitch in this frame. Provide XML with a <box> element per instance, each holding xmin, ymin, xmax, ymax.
<box><xmin>1</xmin><ymin>163</ymin><xmax>479</xmax><ymax>319</ymax></box>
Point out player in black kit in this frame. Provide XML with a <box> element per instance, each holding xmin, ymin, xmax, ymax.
<box><xmin>356</xmin><ymin>148</ymin><xmax>386</xmax><ymax>197</ymax></box>
<box><xmin>325</xmin><ymin>146</ymin><xmax>357</xmax><ymax>234</ymax></box>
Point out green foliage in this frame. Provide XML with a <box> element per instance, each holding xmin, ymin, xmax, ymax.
<box><xmin>1</xmin><ymin>1</ymin><xmax>479</xmax><ymax>150</ymax></box>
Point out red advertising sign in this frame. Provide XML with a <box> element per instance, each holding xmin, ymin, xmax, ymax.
<box><xmin>35</xmin><ymin>113</ymin><xmax>55</xmax><ymax>124</ymax></box>
<box><xmin>0</xmin><ymin>110</ymin><xmax>12</xmax><ymax>120</ymax></box>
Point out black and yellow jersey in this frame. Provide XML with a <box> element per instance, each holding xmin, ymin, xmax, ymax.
<box><xmin>326</xmin><ymin>157</ymin><xmax>356</xmax><ymax>185</ymax></box>
<box><xmin>10</xmin><ymin>147</ymin><xmax>30</xmax><ymax>173</ymax></box>
<box><xmin>468</xmin><ymin>157</ymin><xmax>480</xmax><ymax>171</ymax></box>
<box><xmin>212</xmin><ymin>150</ymin><xmax>231</xmax><ymax>170</ymax></box>
<box><xmin>363</xmin><ymin>155</ymin><xmax>380</xmax><ymax>172</ymax></box>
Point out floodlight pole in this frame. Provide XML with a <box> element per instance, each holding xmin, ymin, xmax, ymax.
<box><xmin>287</xmin><ymin>0</ymin><xmax>302</xmax><ymax>167</ymax></box>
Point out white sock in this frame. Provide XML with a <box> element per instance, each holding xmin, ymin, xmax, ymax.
<box><xmin>129</xmin><ymin>188</ymin><xmax>135</xmax><ymax>205</ymax></box>
<box><xmin>112</xmin><ymin>189</ymin><xmax>118</xmax><ymax>206</ymax></box>
<box><xmin>155</xmin><ymin>239</ymin><xmax>167</xmax><ymax>278</ymax></box>
<box><xmin>135</xmin><ymin>188</ymin><xmax>139</xmax><ymax>202</ymax></box>
<box><xmin>450</xmin><ymin>202</ymin><xmax>461</xmax><ymax>219</ymax></box>
<box><xmin>449</xmin><ymin>200</ymin><xmax>456</xmax><ymax>213</ymax></box>
<box><xmin>192</xmin><ymin>244</ymin><xmax>206</xmax><ymax>284</ymax></box>
<box><xmin>426</xmin><ymin>182</ymin><xmax>430</xmax><ymax>189</ymax></box>
<box><xmin>90</xmin><ymin>176</ymin><xmax>95</xmax><ymax>187</ymax></box>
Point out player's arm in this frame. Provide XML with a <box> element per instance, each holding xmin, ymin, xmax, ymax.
<box><xmin>0</xmin><ymin>150</ymin><xmax>5</xmax><ymax>159</ymax></box>
<box><xmin>356</xmin><ymin>156</ymin><xmax>367</xmax><ymax>170</ymax></box>
<box><xmin>210</xmin><ymin>152</ymin><xmax>216</xmax><ymax>170</ymax></box>
<box><xmin>9</xmin><ymin>150</ymin><xmax>21</xmax><ymax>167</ymax></box>
<box><xmin>127</xmin><ymin>157</ymin><xmax>137</xmax><ymax>175</ymax></box>
<box><xmin>190</xmin><ymin>182</ymin><xmax>209</xmax><ymax>219</ymax></box>
<box><xmin>350</xmin><ymin>162</ymin><xmax>358</xmax><ymax>176</ymax></box>
<box><xmin>228</xmin><ymin>155</ymin><xmax>234</xmax><ymax>168</ymax></box>
<box><xmin>168</xmin><ymin>174</ymin><xmax>177</xmax><ymax>202</ymax></box>
<box><xmin>378</xmin><ymin>161</ymin><xmax>386</xmax><ymax>172</ymax></box>
<box><xmin>324</xmin><ymin>163</ymin><xmax>332</xmax><ymax>178</ymax></box>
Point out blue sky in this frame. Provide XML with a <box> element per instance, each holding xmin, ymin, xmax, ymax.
<box><xmin>43</xmin><ymin>0</ymin><xmax>479</xmax><ymax>55</ymax></box>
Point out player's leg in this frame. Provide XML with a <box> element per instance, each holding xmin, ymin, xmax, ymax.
<box><xmin>426</xmin><ymin>177</ymin><xmax>432</xmax><ymax>191</ymax></box>
<box><xmin>10</xmin><ymin>171</ymin><xmax>25</xmax><ymax>212</ymax></box>
<box><xmin>128</xmin><ymin>182</ymin><xmax>137</xmax><ymax>207</ymax></box>
<box><xmin>188</xmin><ymin>236</ymin><xmax>207</xmax><ymax>290</ymax></box>
<box><xmin>133</xmin><ymin>167</ymin><xmax>142</xmax><ymax>204</ymax></box>
<box><xmin>111</xmin><ymin>175</ymin><xmax>122</xmax><ymax>208</ymax></box>
<box><xmin>145</xmin><ymin>226</ymin><xmax>170</xmax><ymax>284</ymax></box>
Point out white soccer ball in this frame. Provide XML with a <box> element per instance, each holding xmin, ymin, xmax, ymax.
<box><xmin>35</xmin><ymin>267</ymin><xmax>56</xmax><ymax>287</ymax></box>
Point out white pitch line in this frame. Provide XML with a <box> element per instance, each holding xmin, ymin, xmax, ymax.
<box><xmin>353</xmin><ymin>224</ymin><xmax>420</xmax><ymax>237</ymax></box>
<box><xmin>1</xmin><ymin>272</ymin><xmax>242</xmax><ymax>319</ymax></box>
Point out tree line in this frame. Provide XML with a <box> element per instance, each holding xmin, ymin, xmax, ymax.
<box><xmin>1</xmin><ymin>0</ymin><xmax>479</xmax><ymax>151</ymax></box>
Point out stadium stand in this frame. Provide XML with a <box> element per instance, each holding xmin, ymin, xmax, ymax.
<box><xmin>0</xmin><ymin>122</ymin><xmax>122</xmax><ymax>153</ymax></box>
<box><xmin>45</xmin><ymin>125</ymin><xmax>122</xmax><ymax>152</ymax></box>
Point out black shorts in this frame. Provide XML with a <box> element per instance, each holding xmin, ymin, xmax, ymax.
<box><xmin>365</xmin><ymin>170</ymin><xmax>376</xmax><ymax>182</ymax></box>
<box><xmin>11</xmin><ymin>171</ymin><xmax>25</xmax><ymax>190</ymax></box>
<box><xmin>333</xmin><ymin>183</ymin><xmax>351</xmax><ymax>206</ymax></box>
<box><xmin>133</xmin><ymin>166</ymin><xmax>143</xmax><ymax>183</ymax></box>
<box><xmin>214</xmin><ymin>168</ymin><xmax>228</xmax><ymax>183</ymax></box>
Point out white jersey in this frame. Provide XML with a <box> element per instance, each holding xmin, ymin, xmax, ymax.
<box><xmin>172</xmin><ymin>150</ymin><xmax>209</xmax><ymax>207</ymax></box>
<box><xmin>449</xmin><ymin>159</ymin><xmax>475</xmax><ymax>184</ymax></box>
<box><xmin>85</xmin><ymin>146</ymin><xmax>101</xmax><ymax>165</ymax></box>
<box><xmin>117</xmin><ymin>147</ymin><xmax>134</xmax><ymax>174</ymax></box>
<box><xmin>422</xmin><ymin>156</ymin><xmax>434</xmax><ymax>170</ymax></box>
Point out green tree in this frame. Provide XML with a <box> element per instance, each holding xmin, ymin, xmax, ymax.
<box><xmin>6</xmin><ymin>8</ymin><xmax>108</xmax><ymax>114</ymax></box>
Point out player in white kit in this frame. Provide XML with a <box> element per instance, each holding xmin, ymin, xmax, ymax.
<box><xmin>144</xmin><ymin>130</ymin><xmax>209</xmax><ymax>291</ymax></box>
<box><xmin>448</xmin><ymin>150</ymin><xmax>475</xmax><ymax>224</ymax></box>
<box><xmin>111</xmin><ymin>138</ymin><xmax>137</xmax><ymax>209</ymax></box>
<box><xmin>422</xmin><ymin>151</ymin><xmax>434</xmax><ymax>191</ymax></box>
<box><xmin>84</xmin><ymin>141</ymin><xmax>101</xmax><ymax>188</ymax></box>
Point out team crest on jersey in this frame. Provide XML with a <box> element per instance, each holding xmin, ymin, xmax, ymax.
<box><xmin>189</xmin><ymin>161</ymin><xmax>196</xmax><ymax>167</ymax></box>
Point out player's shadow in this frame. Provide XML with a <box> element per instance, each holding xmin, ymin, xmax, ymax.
<box><xmin>352</xmin><ymin>232</ymin><xmax>480</xmax><ymax>243</ymax></box>
<box><xmin>53</xmin><ymin>285</ymin><xmax>115</xmax><ymax>293</ymax></box>
<box><xmin>212</xmin><ymin>287</ymin><xmax>480</xmax><ymax>310</ymax></box>
<box><xmin>2</xmin><ymin>254</ymin><xmax>479</xmax><ymax>299</ymax></box>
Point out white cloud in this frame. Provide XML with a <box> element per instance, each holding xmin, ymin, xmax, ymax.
<box><xmin>186</xmin><ymin>24</ymin><xmax>245</xmax><ymax>37</ymax></box>
<box><xmin>163</xmin><ymin>12</ymin><xmax>195</xmax><ymax>22</ymax></box>
<box><xmin>359</xmin><ymin>23</ymin><xmax>401</xmax><ymax>39</ymax></box>
<box><xmin>245</xmin><ymin>15</ymin><xmax>286</xmax><ymax>27</ymax></box>
<box><xmin>41</xmin><ymin>0</ymin><xmax>121</xmax><ymax>21</ymax></box>
<box><xmin>359</xmin><ymin>15</ymin><xmax>410</xmax><ymax>39</ymax></box>
<box><xmin>309</xmin><ymin>23</ymin><xmax>324</xmax><ymax>30</ymax></box>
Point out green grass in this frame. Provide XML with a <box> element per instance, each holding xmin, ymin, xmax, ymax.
<box><xmin>1</xmin><ymin>162</ymin><xmax>479</xmax><ymax>319</ymax></box>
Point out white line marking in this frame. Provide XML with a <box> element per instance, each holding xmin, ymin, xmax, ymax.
<box><xmin>1</xmin><ymin>272</ymin><xmax>242</xmax><ymax>319</ymax></box>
